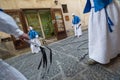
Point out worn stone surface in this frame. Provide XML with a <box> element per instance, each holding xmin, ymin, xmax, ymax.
<box><xmin>4</xmin><ymin>30</ymin><xmax>120</xmax><ymax>80</ymax></box>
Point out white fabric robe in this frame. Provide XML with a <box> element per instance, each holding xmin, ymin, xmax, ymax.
<box><xmin>89</xmin><ymin>0</ymin><xmax>120</xmax><ymax>64</ymax></box>
<box><xmin>73</xmin><ymin>22</ymin><xmax>82</xmax><ymax>37</ymax></box>
<box><xmin>0</xmin><ymin>59</ymin><xmax>27</xmax><ymax>80</ymax></box>
<box><xmin>30</xmin><ymin>37</ymin><xmax>41</xmax><ymax>54</ymax></box>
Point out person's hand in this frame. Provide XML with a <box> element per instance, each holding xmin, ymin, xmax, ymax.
<box><xmin>19</xmin><ymin>33</ymin><xmax>29</xmax><ymax>40</ymax></box>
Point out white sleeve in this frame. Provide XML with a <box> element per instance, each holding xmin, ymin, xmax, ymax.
<box><xmin>0</xmin><ymin>11</ymin><xmax>23</xmax><ymax>37</ymax></box>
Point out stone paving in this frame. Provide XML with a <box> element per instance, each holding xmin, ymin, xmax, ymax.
<box><xmin>5</xmin><ymin>31</ymin><xmax>120</xmax><ymax>80</ymax></box>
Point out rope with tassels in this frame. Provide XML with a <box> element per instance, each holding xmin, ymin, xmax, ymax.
<box><xmin>24</xmin><ymin>40</ymin><xmax>52</xmax><ymax>79</ymax></box>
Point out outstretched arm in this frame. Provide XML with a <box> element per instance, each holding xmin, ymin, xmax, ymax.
<box><xmin>0</xmin><ymin>11</ymin><xmax>29</xmax><ymax>40</ymax></box>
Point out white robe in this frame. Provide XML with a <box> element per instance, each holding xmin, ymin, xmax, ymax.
<box><xmin>30</xmin><ymin>38</ymin><xmax>41</xmax><ymax>54</ymax></box>
<box><xmin>89</xmin><ymin>0</ymin><xmax>120</xmax><ymax>64</ymax></box>
<box><xmin>73</xmin><ymin>22</ymin><xmax>82</xmax><ymax>37</ymax></box>
<box><xmin>0</xmin><ymin>59</ymin><xmax>27</xmax><ymax>80</ymax></box>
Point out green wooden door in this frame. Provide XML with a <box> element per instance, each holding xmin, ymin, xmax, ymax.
<box><xmin>39</xmin><ymin>10</ymin><xmax>55</xmax><ymax>38</ymax></box>
<box><xmin>24</xmin><ymin>10</ymin><xmax>43</xmax><ymax>37</ymax></box>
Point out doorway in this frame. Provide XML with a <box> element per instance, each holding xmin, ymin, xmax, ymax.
<box><xmin>23</xmin><ymin>8</ymin><xmax>67</xmax><ymax>40</ymax></box>
<box><xmin>51</xmin><ymin>8</ymin><xmax>67</xmax><ymax>40</ymax></box>
<box><xmin>24</xmin><ymin>9</ymin><xmax>55</xmax><ymax>39</ymax></box>
<box><xmin>39</xmin><ymin>10</ymin><xmax>55</xmax><ymax>39</ymax></box>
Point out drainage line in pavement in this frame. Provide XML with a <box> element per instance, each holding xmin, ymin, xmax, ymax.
<box><xmin>79</xmin><ymin>52</ymin><xmax>88</xmax><ymax>62</ymax></box>
<box><xmin>77</xmin><ymin>40</ymin><xmax>88</xmax><ymax>50</ymax></box>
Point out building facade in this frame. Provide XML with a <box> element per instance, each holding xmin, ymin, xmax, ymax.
<box><xmin>0</xmin><ymin>0</ymin><xmax>89</xmax><ymax>50</ymax></box>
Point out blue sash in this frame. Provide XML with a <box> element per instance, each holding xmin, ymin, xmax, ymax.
<box><xmin>83</xmin><ymin>0</ymin><xmax>114</xmax><ymax>32</ymax></box>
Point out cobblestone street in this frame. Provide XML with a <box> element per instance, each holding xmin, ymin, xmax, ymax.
<box><xmin>5</xmin><ymin>31</ymin><xmax>120</xmax><ymax>80</ymax></box>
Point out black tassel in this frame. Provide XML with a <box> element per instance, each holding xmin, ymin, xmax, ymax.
<box><xmin>39</xmin><ymin>46</ymin><xmax>47</xmax><ymax>69</ymax></box>
<box><xmin>45</xmin><ymin>46</ymin><xmax>52</xmax><ymax>72</ymax></box>
<box><xmin>24</xmin><ymin>40</ymin><xmax>52</xmax><ymax>73</ymax></box>
<box><xmin>38</xmin><ymin>57</ymin><xmax>43</xmax><ymax>69</ymax></box>
<box><xmin>45</xmin><ymin>46</ymin><xmax>52</xmax><ymax>64</ymax></box>
<box><xmin>38</xmin><ymin>46</ymin><xmax>52</xmax><ymax>79</ymax></box>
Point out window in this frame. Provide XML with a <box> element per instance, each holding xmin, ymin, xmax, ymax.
<box><xmin>62</xmin><ymin>4</ymin><xmax>68</xmax><ymax>13</ymax></box>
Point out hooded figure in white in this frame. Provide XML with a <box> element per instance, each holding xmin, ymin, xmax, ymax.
<box><xmin>72</xmin><ymin>13</ymin><xmax>82</xmax><ymax>37</ymax></box>
<box><xmin>28</xmin><ymin>26</ymin><xmax>41</xmax><ymax>54</ymax></box>
<box><xmin>84</xmin><ymin>0</ymin><xmax>120</xmax><ymax>64</ymax></box>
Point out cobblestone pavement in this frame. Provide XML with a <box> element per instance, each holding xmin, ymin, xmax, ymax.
<box><xmin>5</xmin><ymin>31</ymin><xmax>120</xmax><ymax>80</ymax></box>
